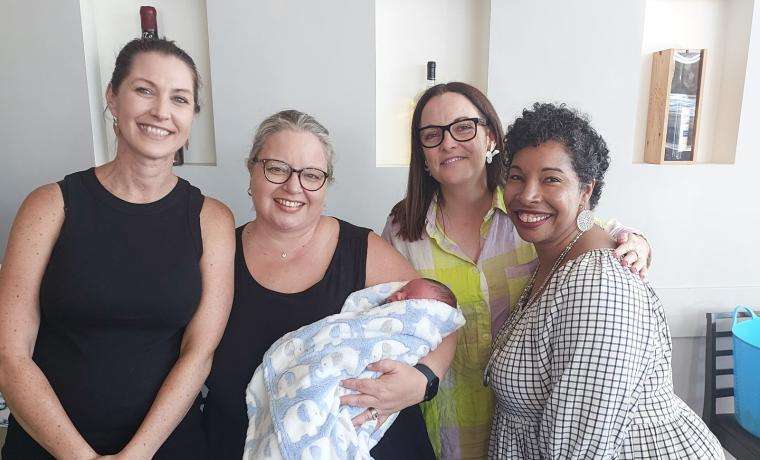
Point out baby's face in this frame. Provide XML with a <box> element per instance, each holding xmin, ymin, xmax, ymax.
<box><xmin>385</xmin><ymin>279</ymin><xmax>441</xmax><ymax>303</ymax></box>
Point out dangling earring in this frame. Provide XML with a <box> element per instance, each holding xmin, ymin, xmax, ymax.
<box><xmin>112</xmin><ymin>116</ymin><xmax>120</xmax><ymax>136</ymax></box>
<box><xmin>247</xmin><ymin>187</ymin><xmax>253</xmax><ymax>197</ymax></box>
<box><xmin>423</xmin><ymin>161</ymin><xmax>430</xmax><ymax>174</ymax></box>
<box><xmin>576</xmin><ymin>204</ymin><xmax>594</xmax><ymax>232</ymax></box>
<box><xmin>485</xmin><ymin>145</ymin><xmax>500</xmax><ymax>164</ymax></box>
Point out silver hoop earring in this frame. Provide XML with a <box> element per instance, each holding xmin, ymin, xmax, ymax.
<box><xmin>576</xmin><ymin>206</ymin><xmax>594</xmax><ymax>232</ymax></box>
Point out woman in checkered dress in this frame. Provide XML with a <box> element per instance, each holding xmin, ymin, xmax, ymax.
<box><xmin>485</xmin><ymin>103</ymin><xmax>723</xmax><ymax>459</ymax></box>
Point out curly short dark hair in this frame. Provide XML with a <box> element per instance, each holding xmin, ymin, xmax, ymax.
<box><xmin>504</xmin><ymin>103</ymin><xmax>610</xmax><ymax>209</ymax></box>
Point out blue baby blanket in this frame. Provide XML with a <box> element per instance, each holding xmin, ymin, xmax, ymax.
<box><xmin>243</xmin><ymin>281</ymin><xmax>465</xmax><ymax>460</ymax></box>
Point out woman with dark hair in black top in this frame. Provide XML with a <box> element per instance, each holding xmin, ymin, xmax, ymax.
<box><xmin>203</xmin><ymin>110</ymin><xmax>456</xmax><ymax>459</ymax></box>
<box><xmin>0</xmin><ymin>38</ymin><xmax>234</xmax><ymax>459</ymax></box>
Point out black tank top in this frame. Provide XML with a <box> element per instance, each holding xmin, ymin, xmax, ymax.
<box><xmin>2</xmin><ymin>168</ymin><xmax>207</xmax><ymax>459</ymax></box>
<box><xmin>203</xmin><ymin>220</ymin><xmax>434</xmax><ymax>460</ymax></box>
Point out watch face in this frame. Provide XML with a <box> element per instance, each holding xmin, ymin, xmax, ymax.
<box><xmin>415</xmin><ymin>363</ymin><xmax>439</xmax><ymax>401</ymax></box>
<box><xmin>427</xmin><ymin>375</ymin><xmax>439</xmax><ymax>401</ymax></box>
<box><xmin>431</xmin><ymin>379</ymin><xmax>439</xmax><ymax>395</ymax></box>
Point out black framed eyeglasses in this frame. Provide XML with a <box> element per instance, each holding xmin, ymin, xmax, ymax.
<box><xmin>417</xmin><ymin>117</ymin><xmax>488</xmax><ymax>148</ymax></box>
<box><xmin>252</xmin><ymin>158</ymin><xmax>329</xmax><ymax>191</ymax></box>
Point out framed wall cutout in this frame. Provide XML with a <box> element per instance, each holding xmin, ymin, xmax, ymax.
<box><xmin>645</xmin><ymin>49</ymin><xmax>706</xmax><ymax>164</ymax></box>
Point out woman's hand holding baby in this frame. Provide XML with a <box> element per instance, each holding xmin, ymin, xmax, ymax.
<box><xmin>340</xmin><ymin>359</ymin><xmax>427</xmax><ymax>429</ymax></box>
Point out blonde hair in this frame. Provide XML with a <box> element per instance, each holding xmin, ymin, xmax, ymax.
<box><xmin>246</xmin><ymin>109</ymin><xmax>335</xmax><ymax>181</ymax></box>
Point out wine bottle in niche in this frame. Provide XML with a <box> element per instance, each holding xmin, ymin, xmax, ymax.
<box><xmin>140</xmin><ymin>6</ymin><xmax>158</xmax><ymax>39</ymax></box>
<box><xmin>426</xmin><ymin>61</ymin><xmax>436</xmax><ymax>88</ymax></box>
<box><xmin>139</xmin><ymin>6</ymin><xmax>184</xmax><ymax>165</ymax></box>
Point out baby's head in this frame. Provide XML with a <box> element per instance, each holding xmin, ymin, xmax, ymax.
<box><xmin>384</xmin><ymin>278</ymin><xmax>457</xmax><ymax>308</ymax></box>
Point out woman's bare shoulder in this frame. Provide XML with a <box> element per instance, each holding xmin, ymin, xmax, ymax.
<box><xmin>14</xmin><ymin>183</ymin><xmax>65</xmax><ymax>233</ymax></box>
<box><xmin>366</xmin><ymin>231</ymin><xmax>417</xmax><ymax>285</ymax></box>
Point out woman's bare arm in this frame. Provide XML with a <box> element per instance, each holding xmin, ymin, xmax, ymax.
<box><xmin>341</xmin><ymin>232</ymin><xmax>457</xmax><ymax>426</ymax></box>
<box><xmin>0</xmin><ymin>184</ymin><xmax>99</xmax><ymax>459</ymax></box>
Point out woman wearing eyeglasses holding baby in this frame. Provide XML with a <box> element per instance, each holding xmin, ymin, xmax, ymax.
<box><xmin>202</xmin><ymin>110</ymin><xmax>451</xmax><ymax>459</ymax></box>
<box><xmin>381</xmin><ymin>82</ymin><xmax>652</xmax><ymax>459</ymax></box>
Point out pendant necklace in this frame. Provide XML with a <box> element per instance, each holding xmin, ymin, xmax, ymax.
<box><xmin>249</xmin><ymin>222</ymin><xmax>316</xmax><ymax>261</ymax></box>
<box><xmin>276</xmin><ymin>236</ymin><xmax>312</xmax><ymax>260</ymax></box>
<box><xmin>483</xmin><ymin>229</ymin><xmax>586</xmax><ymax>386</ymax></box>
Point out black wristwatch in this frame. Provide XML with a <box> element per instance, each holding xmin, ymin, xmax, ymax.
<box><xmin>414</xmin><ymin>363</ymin><xmax>440</xmax><ymax>402</ymax></box>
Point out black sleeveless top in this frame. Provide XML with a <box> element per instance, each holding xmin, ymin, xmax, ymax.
<box><xmin>2</xmin><ymin>168</ymin><xmax>207</xmax><ymax>459</ymax></box>
<box><xmin>202</xmin><ymin>220</ymin><xmax>434</xmax><ymax>459</ymax></box>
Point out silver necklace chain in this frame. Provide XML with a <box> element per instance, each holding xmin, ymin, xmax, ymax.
<box><xmin>248</xmin><ymin>222</ymin><xmax>316</xmax><ymax>261</ymax></box>
<box><xmin>483</xmin><ymin>229</ymin><xmax>585</xmax><ymax>386</ymax></box>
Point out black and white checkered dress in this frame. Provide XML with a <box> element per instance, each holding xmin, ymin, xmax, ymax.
<box><xmin>487</xmin><ymin>249</ymin><xmax>723</xmax><ymax>459</ymax></box>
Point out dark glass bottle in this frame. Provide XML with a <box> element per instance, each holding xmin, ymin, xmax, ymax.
<box><xmin>140</xmin><ymin>6</ymin><xmax>184</xmax><ymax>165</ymax></box>
<box><xmin>426</xmin><ymin>61</ymin><xmax>436</xmax><ymax>88</ymax></box>
<box><xmin>140</xmin><ymin>6</ymin><xmax>158</xmax><ymax>39</ymax></box>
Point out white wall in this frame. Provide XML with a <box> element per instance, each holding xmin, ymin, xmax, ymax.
<box><xmin>81</xmin><ymin>0</ymin><xmax>217</xmax><ymax>165</ymax></box>
<box><xmin>0</xmin><ymin>0</ymin><xmax>95</xmax><ymax>262</ymax></box>
<box><xmin>79</xmin><ymin>0</ymin><xmax>108</xmax><ymax>165</ymax></box>
<box><xmin>176</xmin><ymin>0</ymin><xmax>410</xmax><ymax>232</ymax></box>
<box><xmin>3</xmin><ymin>0</ymin><xmax>758</xmax><ymax>425</ymax></box>
<box><xmin>376</xmin><ymin>0</ymin><xmax>490</xmax><ymax>166</ymax></box>
<box><xmin>488</xmin><ymin>0</ymin><xmax>760</xmax><ymax>418</ymax></box>
<box><xmin>5</xmin><ymin>3</ymin><xmax>757</xmax><ymax>315</ymax></box>
<box><xmin>488</xmin><ymin>0</ymin><xmax>760</xmax><ymax>338</ymax></box>
<box><xmin>634</xmin><ymin>0</ymin><xmax>754</xmax><ymax>164</ymax></box>
<box><xmin>0</xmin><ymin>0</ymin><xmax>410</xmax><ymax>259</ymax></box>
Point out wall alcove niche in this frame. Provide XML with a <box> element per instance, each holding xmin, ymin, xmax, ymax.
<box><xmin>645</xmin><ymin>48</ymin><xmax>706</xmax><ymax>164</ymax></box>
<box><xmin>636</xmin><ymin>0</ymin><xmax>754</xmax><ymax>165</ymax></box>
<box><xmin>374</xmin><ymin>0</ymin><xmax>490</xmax><ymax>167</ymax></box>
<box><xmin>79</xmin><ymin>0</ymin><xmax>217</xmax><ymax>166</ymax></box>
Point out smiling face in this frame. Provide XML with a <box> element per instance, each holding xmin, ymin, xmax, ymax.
<box><xmin>250</xmin><ymin>129</ymin><xmax>329</xmax><ymax>232</ymax></box>
<box><xmin>504</xmin><ymin>140</ymin><xmax>593</xmax><ymax>250</ymax></box>
<box><xmin>106</xmin><ymin>52</ymin><xmax>195</xmax><ymax>161</ymax></box>
<box><xmin>418</xmin><ymin>92</ymin><xmax>494</xmax><ymax>189</ymax></box>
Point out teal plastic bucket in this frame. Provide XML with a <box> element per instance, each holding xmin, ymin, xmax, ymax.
<box><xmin>732</xmin><ymin>305</ymin><xmax>760</xmax><ymax>438</ymax></box>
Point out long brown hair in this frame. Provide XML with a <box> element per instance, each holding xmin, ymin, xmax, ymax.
<box><xmin>390</xmin><ymin>82</ymin><xmax>507</xmax><ymax>241</ymax></box>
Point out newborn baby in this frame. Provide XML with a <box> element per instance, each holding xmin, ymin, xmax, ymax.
<box><xmin>244</xmin><ymin>281</ymin><xmax>464</xmax><ymax>460</ymax></box>
<box><xmin>382</xmin><ymin>278</ymin><xmax>457</xmax><ymax>308</ymax></box>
